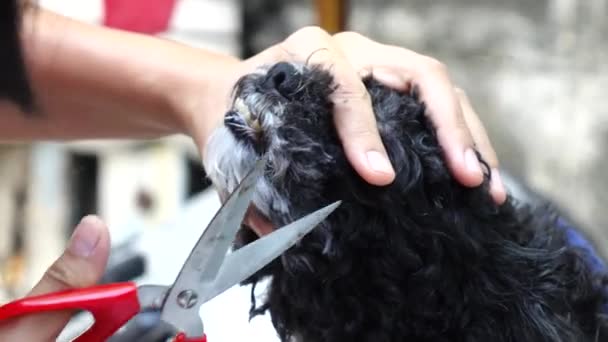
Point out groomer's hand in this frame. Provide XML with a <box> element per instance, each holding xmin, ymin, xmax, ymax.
<box><xmin>241</xmin><ymin>27</ymin><xmax>506</xmax><ymax>204</ymax></box>
<box><xmin>0</xmin><ymin>216</ymin><xmax>110</xmax><ymax>341</ymax></box>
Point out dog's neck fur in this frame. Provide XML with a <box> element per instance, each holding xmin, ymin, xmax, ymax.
<box><xmin>203</xmin><ymin>63</ymin><xmax>608</xmax><ymax>342</ymax></box>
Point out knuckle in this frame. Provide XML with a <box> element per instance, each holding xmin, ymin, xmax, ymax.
<box><xmin>44</xmin><ymin>260</ymin><xmax>79</xmax><ymax>289</ymax></box>
<box><xmin>454</xmin><ymin>87</ymin><xmax>466</xmax><ymax>98</ymax></box>
<box><xmin>454</xmin><ymin>87</ymin><xmax>473</xmax><ymax>106</ymax></box>
<box><xmin>332</xmin><ymin>76</ymin><xmax>370</xmax><ymax>99</ymax></box>
<box><xmin>333</xmin><ymin>110</ymin><xmax>379</xmax><ymax>140</ymax></box>
<box><xmin>333</xmin><ymin>83</ymin><xmax>371</xmax><ymax>105</ymax></box>
<box><xmin>423</xmin><ymin>56</ymin><xmax>448</xmax><ymax>74</ymax></box>
<box><xmin>344</xmin><ymin>125</ymin><xmax>379</xmax><ymax>141</ymax></box>
<box><xmin>288</xmin><ymin>26</ymin><xmax>329</xmax><ymax>42</ymax></box>
<box><xmin>333</xmin><ymin>30</ymin><xmax>363</xmax><ymax>41</ymax></box>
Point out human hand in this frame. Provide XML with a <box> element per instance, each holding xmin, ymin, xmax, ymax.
<box><xmin>0</xmin><ymin>216</ymin><xmax>110</xmax><ymax>341</ymax></box>
<box><xmin>251</xmin><ymin>28</ymin><xmax>507</xmax><ymax>203</ymax></box>
<box><xmin>190</xmin><ymin>27</ymin><xmax>505</xmax><ymax>204</ymax></box>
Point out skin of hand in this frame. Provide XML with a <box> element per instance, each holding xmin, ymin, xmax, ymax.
<box><xmin>0</xmin><ymin>216</ymin><xmax>111</xmax><ymax>341</ymax></box>
<box><xmin>195</xmin><ymin>28</ymin><xmax>507</xmax><ymax>204</ymax></box>
<box><xmin>3</xmin><ymin>7</ymin><xmax>504</xmax><ymax>203</ymax></box>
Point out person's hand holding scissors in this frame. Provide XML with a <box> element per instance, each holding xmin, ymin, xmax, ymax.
<box><xmin>0</xmin><ymin>216</ymin><xmax>110</xmax><ymax>341</ymax></box>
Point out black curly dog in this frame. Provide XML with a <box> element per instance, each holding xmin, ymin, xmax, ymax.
<box><xmin>202</xmin><ymin>62</ymin><xmax>608</xmax><ymax>342</ymax></box>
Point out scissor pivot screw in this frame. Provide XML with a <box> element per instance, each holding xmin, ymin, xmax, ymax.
<box><xmin>177</xmin><ymin>289</ymin><xmax>199</xmax><ymax>309</ymax></box>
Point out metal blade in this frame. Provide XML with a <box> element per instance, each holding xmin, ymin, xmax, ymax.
<box><xmin>160</xmin><ymin>159</ymin><xmax>264</xmax><ymax>335</ymax></box>
<box><xmin>197</xmin><ymin>201</ymin><xmax>341</xmax><ymax>305</ymax></box>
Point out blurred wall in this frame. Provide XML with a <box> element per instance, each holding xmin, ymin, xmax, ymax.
<box><xmin>355</xmin><ymin>0</ymin><xmax>608</xmax><ymax>256</ymax></box>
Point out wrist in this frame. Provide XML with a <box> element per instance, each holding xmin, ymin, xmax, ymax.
<box><xmin>170</xmin><ymin>50</ymin><xmax>243</xmax><ymax>155</ymax></box>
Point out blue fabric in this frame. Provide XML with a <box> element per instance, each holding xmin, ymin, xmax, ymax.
<box><xmin>556</xmin><ymin>217</ymin><xmax>608</xmax><ymax>313</ymax></box>
<box><xmin>558</xmin><ymin>217</ymin><xmax>607</xmax><ymax>273</ymax></box>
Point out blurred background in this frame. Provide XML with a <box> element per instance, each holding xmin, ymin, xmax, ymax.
<box><xmin>0</xmin><ymin>0</ymin><xmax>606</xmax><ymax>339</ymax></box>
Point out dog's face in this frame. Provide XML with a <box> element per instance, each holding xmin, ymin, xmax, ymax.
<box><xmin>204</xmin><ymin>63</ymin><xmax>348</xmax><ymax>230</ymax></box>
<box><xmin>203</xmin><ymin>62</ymin><xmax>447</xmax><ymax>235</ymax></box>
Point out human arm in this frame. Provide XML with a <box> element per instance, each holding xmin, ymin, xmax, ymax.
<box><xmin>3</xmin><ymin>7</ymin><xmax>504</xmax><ymax>202</ymax></box>
<box><xmin>1</xmin><ymin>6</ymin><xmax>238</xmax><ymax>144</ymax></box>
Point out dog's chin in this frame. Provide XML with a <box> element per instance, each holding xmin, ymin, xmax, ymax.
<box><xmin>216</xmin><ymin>193</ymin><xmax>274</xmax><ymax>239</ymax></box>
<box><xmin>204</xmin><ymin>123</ymin><xmax>276</xmax><ymax>237</ymax></box>
<box><xmin>244</xmin><ymin>204</ymin><xmax>275</xmax><ymax>236</ymax></box>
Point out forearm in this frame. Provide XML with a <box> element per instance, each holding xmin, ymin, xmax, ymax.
<box><xmin>1</xmin><ymin>7</ymin><xmax>240</xmax><ymax>143</ymax></box>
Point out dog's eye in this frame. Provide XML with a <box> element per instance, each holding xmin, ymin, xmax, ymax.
<box><xmin>224</xmin><ymin>110</ymin><xmax>268</xmax><ymax>154</ymax></box>
<box><xmin>224</xmin><ymin>111</ymin><xmax>254</xmax><ymax>144</ymax></box>
<box><xmin>224</xmin><ymin>110</ymin><xmax>243</xmax><ymax>127</ymax></box>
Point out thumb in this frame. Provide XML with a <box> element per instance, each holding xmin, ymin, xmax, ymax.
<box><xmin>0</xmin><ymin>215</ymin><xmax>111</xmax><ymax>341</ymax></box>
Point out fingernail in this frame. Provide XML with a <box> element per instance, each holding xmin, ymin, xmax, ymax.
<box><xmin>366</xmin><ymin>150</ymin><xmax>394</xmax><ymax>174</ymax></box>
<box><xmin>68</xmin><ymin>216</ymin><xmax>103</xmax><ymax>257</ymax></box>
<box><xmin>464</xmin><ymin>148</ymin><xmax>483</xmax><ymax>176</ymax></box>
<box><xmin>491</xmin><ymin>168</ymin><xmax>507</xmax><ymax>203</ymax></box>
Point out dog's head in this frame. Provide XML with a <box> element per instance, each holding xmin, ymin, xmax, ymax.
<box><xmin>204</xmin><ymin>62</ymin><xmax>340</xmax><ymax>231</ymax></box>
<box><xmin>203</xmin><ymin>62</ymin><xmax>483</xmax><ymax>238</ymax></box>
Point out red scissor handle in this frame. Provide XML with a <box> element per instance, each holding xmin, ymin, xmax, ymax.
<box><xmin>0</xmin><ymin>282</ymin><xmax>140</xmax><ymax>342</ymax></box>
<box><xmin>174</xmin><ymin>332</ymin><xmax>208</xmax><ymax>342</ymax></box>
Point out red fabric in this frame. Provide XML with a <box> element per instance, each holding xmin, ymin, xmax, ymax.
<box><xmin>102</xmin><ymin>0</ymin><xmax>177</xmax><ymax>34</ymax></box>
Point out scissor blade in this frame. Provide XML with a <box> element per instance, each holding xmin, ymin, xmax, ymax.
<box><xmin>197</xmin><ymin>201</ymin><xmax>341</xmax><ymax>304</ymax></box>
<box><xmin>192</xmin><ymin>159</ymin><xmax>265</xmax><ymax>284</ymax></box>
<box><xmin>159</xmin><ymin>159</ymin><xmax>265</xmax><ymax>336</ymax></box>
<box><xmin>168</xmin><ymin>158</ymin><xmax>264</xmax><ymax>290</ymax></box>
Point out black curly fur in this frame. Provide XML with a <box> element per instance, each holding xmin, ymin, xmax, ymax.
<box><xmin>212</xmin><ymin>63</ymin><xmax>608</xmax><ymax>342</ymax></box>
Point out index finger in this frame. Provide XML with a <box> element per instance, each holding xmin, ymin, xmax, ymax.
<box><xmin>298</xmin><ymin>35</ymin><xmax>396</xmax><ymax>186</ymax></box>
<box><xmin>250</xmin><ymin>27</ymin><xmax>396</xmax><ymax>186</ymax></box>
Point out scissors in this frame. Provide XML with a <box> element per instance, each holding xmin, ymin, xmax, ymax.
<box><xmin>0</xmin><ymin>159</ymin><xmax>340</xmax><ymax>342</ymax></box>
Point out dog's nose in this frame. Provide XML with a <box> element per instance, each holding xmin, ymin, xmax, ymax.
<box><xmin>261</xmin><ymin>62</ymin><xmax>298</xmax><ymax>98</ymax></box>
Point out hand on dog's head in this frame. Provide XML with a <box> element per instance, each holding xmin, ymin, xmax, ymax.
<box><xmin>203</xmin><ymin>62</ymin><xmax>608</xmax><ymax>342</ymax></box>
<box><xmin>204</xmin><ymin>61</ymin><xmax>494</xmax><ymax>228</ymax></box>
